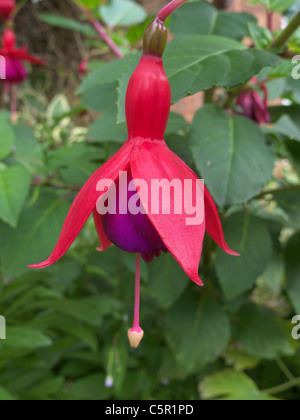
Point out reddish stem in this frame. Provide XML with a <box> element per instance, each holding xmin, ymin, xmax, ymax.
<box><xmin>157</xmin><ymin>0</ymin><xmax>189</xmax><ymax>22</ymax></box>
<box><xmin>132</xmin><ymin>253</ymin><xmax>142</xmax><ymax>331</ymax></box>
<box><xmin>75</xmin><ymin>2</ymin><xmax>124</xmax><ymax>59</ymax></box>
<box><xmin>267</xmin><ymin>11</ymin><xmax>274</xmax><ymax>32</ymax></box>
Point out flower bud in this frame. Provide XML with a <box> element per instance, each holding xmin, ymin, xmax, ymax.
<box><xmin>128</xmin><ymin>328</ymin><xmax>144</xmax><ymax>349</ymax></box>
<box><xmin>143</xmin><ymin>18</ymin><xmax>167</xmax><ymax>57</ymax></box>
<box><xmin>0</xmin><ymin>0</ymin><xmax>16</xmax><ymax>22</ymax></box>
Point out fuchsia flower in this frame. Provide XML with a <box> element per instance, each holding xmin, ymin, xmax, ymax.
<box><xmin>0</xmin><ymin>0</ymin><xmax>15</xmax><ymax>22</ymax></box>
<box><xmin>236</xmin><ymin>77</ymin><xmax>270</xmax><ymax>125</ymax></box>
<box><xmin>29</xmin><ymin>2</ymin><xmax>238</xmax><ymax>348</ymax></box>
<box><xmin>79</xmin><ymin>60</ymin><xmax>88</xmax><ymax>75</ymax></box>
<box><xmin>0</xmin><ymin>29</ymin><xmax>45</xmax><ymax>84</ymax></box>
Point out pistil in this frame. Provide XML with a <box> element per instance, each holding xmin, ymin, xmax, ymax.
<box><xmin>128</xmin><ymin>253</ymin><xmax>144</xmax><ymax>348</ymax></box>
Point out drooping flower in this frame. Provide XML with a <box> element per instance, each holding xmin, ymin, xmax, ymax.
<box><xmin>29</xmin><ymin>6</ymin><xmax>238</xmax><ymax>348</ymax></box>
<box><xmin>236</xmin><ymin>77</ymin><xmax>270</xmax><ymax>125</ymax></box>
<box><xmin>79</xmin><ymin>60</ymin><xmax>88</xmax><ymax>75</ymax></box>
<box><xmin>0</xmin><ymin>0</ymin><xmax>16</xmax><ymax>22</ymax></box>
<box><xmin>0</xmin><ymin>29</ymin><xmax>45</xmax><ymax>84</ymax></box>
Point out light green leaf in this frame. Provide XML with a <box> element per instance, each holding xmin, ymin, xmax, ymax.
<box><xmin>201</xmin><ymin>370</ymin><xmax>277</xmax><ymax>400</ymax></box>
<box><xmin>223</xmin><ymin>348</ymin><xmax>259</xmax><ymax>371</ymax></box>
<box><xmin>0</xmin><ymin>386</ymin><xmax>16</xmax><ymax>401</ymax></box>
<box><xmin>38</xmin><ymin>13</ymin><xmax>97</xmax><ymax>36</ymax></box>
<box><xmin>100</xmin><ymin>0</ymin><xmax>146</xmax><ymax>27</ymax></box>
<box><xmin>0</xmin><ymin>166</ymin><xmax>31</xmax><ymax>227</ymax></box>
<box><xmin>250</xmin><ymin>0</ymin><xmax>299</xmax><ymax>13</ymax></box>
<box><xmin>0</xmin><ymin>111</ymin><xmax>15</xmax><ymax>160</ymax></box>
<box><xmin>248</xmin><ymin>23</ymin><xmax>272</xmax><ymax>49</ymax></box>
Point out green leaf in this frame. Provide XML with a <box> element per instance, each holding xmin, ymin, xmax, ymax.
<box><xmin>49</xmin><ymin>295</ymin><xmax>122</xmax><ymax>327</ymax></box>
<box><xmin>3</xmin><ymin>327</ymin><xmax>52</xmax><ymax>349</ymax></box>
<box><xmin>285</xmin><ymin>139</ymin><xmax>300</xmax><ymax>176</ymax></box>
<box><xmin>274</xmin><ymin>115</ymin><xmax>300</xmax><ymax>141</ymax></box>
<box><xmin>12</xmin><ymin>124</ymin><xmax>43</xmax><ymax>163</ymax></box>
<box><xmin>48</xmin><ymin>142</ymin><xmax>101</xmax><ymax>186</ymax></box>
<box><xmin>74</xmin><ymin>0</ymin><xmax>104</xmax><ymax>9</ymax></box>
<box><xmin>164</xmin><ymin>37</ymin><xmax>280</xmax><ymax>103</ymax></box>
<box><xmin>0</xmin><ymin>166</ymin><xmax>31</xmax><ymax>227</ymax></box>
<box><xmin>100</xmin><ymin>0</ymin><xmax>146</xmax><ymax>27</ymax></box>
<box><xmin>250</xmin><ymin>0</ymin><xmax>299</xmax><ymax>13</ymax></box>
<box><xmin>223</xmin><ymin>348</ymin><xmax>259</xmax><ymax>371</ymax></box>
<box><xmin>166</xmin><ymin>292</ymin><xmax>230</xmax><ymax>372</ymax></box>
<box><xmin>215</xmin><ymin>212</ymin><xmax>273</xmax><ymax>300</ymax></box>
<box><xmin>190</xmin><ymin>105</ymin><xmax>275</xmax><ymax>207</ymax></box>
<box><xmin>201</xmin><ymin>370</ymin><xmax>276</xmax><ymax>400</ymax></box>
<box><xmin>148</xmin><ymin>254</ymin><xmax>189</xmax><ymax>309</ymax></box>
<box><xmin>273</xmin><ymin>188</ymin><xmax>300</xmax><ymax>229</ymax></box>
<box><xmin>171</xmin><ymin>2</ymin><xmax>256</xmax><ymax>41</ymax></box>
<box><xmin>285</xmin><ymin>233</ymin><xmax>300</xmax><ymax>314</ymax></box>
<box><xmin>248</xmin><ymin>23</ymin><xmax>272</xmax><ymax>49</ymax></box>
<box><xmin>0</xmin><ymin>191</ymin><xmax>70</xmax><ymax>278</ymax></box>
<box><xmin>236</xmin><ymin>304</ymin><xmax>294</xmax><ymax>359</ymax></box>
<box><xmin>0</xmin><ymin>386</ymin><xmax>16</xmax><ymax>400</ymax></box>
<box><xmin>62</xmin><ymin>373</ymin><xmax>111</xmax><ymax>400</ymax></box>
<box><xmin>25</xmin><ymin>376</ymin><xmax>64</xmax><ymax>398</ymax></box>
<box><xmin>79</xmin><ymin>37</ymin><xmax>280</xmax><ymax>124</ymax></box>
<box><xmin>38</xmin><ymin>13</ymin><xmax>97</xmax><ymax>36</ymax></box>
<box><xmin>81</xmin><ymin>82</ymin><xmax>119</xmax><ymax>113</ymax></box>
<box><xmin>0</xmin><ymin>111</ymin><xmax>15</xmax><ymax>160</ymax></box>
<box><xmin>77</xmin><ymin>52</ymin><xmax>140</xmax><ymax>94</ymax></box>
<box><xmin>261</xmin><ymin>249</ymin><xmax>285</xmax><ymax>293</ymax></box>
<box><xmin>87</xmin><ymin>115</ymin><xmax>127</xmax><ymax>143</ymax></box>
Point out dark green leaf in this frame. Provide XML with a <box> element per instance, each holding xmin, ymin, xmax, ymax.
<box><xmin>191</xmin><ymin>105</ymin><xmax>275</xmax><ymax>207</ymax></box>
<box><xmin>166</xmin><ymin>292</ymin><xmax>230</xmax><ymax>372</ymax></box>
<box><xmin>236</xmin><ymin>304</ymin><xmax>294</xmax><ymax>359</ymax></box>
<box><xmin>215</xmin><ymin>212</ymin><xmax>273</xmax><ymax>300</ymax></box>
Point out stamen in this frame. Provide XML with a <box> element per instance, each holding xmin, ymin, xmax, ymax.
<box><xmin>128</xmin><ymin>253</ymin><xmax>144</xmax><ymax>348</ymax></box>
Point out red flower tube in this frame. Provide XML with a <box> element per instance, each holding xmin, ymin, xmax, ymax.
<box><xmin>29</xmin><ymin>1</ymin><xmax>238</xmax><ymax>348</ymax></box>
<box><xmin>0</xmin><ymin>0</ymin><xmax>16</xmax><ymax>22</ymax></box>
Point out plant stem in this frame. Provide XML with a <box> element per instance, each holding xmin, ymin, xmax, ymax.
<box><xmin>204</xmin><ymin>88</ymin><xmax>215</xmax><ymax>104</ymax></box>
<box><xmin>157</xmin><ymin>0</ymin><xmax>189</xmax><ymax>21</ymax></box>
<box><xmin>9</xmin><ymin>84</ymin><xmax>18</xmax><ymax>123</ymax></box>
<box><xmin>213</xmin><ymin>0</ymin><xmax>232</xmax><ymax>9</ymax></box>
<box><xmin>269</xmin><ymin>11</ymin><xmax>300</xmax><ymax>49</ymax></box>
<box><xmin>264</xmin><ymin>377</ymin><xmax>300</xmax><ymax>396</ymax></box>
<box><xmin>74</xmin><ymin>2</ymin><xmax>124</xmax><ymax>59</ymax></box>
<box><xmin>222</xmin><ymin>84</ymin><xmax>245</xmax><ymax>108</ymax></box>
<box><xmin>254</xmin><ymin>185</ymin><xmax>300</xmax><ymax>201</ymax></box>
<box><xmin>267</xmin><ymin>11</ymin><xmax>274</xmax><ymax>32</ymax></box>
<box><xmin>276</xmin><ymin>359</ymin><xmax>296</xmax><ymax>383</ymax></box>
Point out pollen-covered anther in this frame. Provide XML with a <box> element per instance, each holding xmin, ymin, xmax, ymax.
<box><xmin>128</xmin><ymin>328</ymin><xmax>144</xmax><ymax>349</ymax></box>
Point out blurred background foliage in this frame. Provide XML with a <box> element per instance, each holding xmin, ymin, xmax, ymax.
<box><xmin>0</xmin><ymin>0</ymin><xmax>300</xmax><ymax>400</ymax></box>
